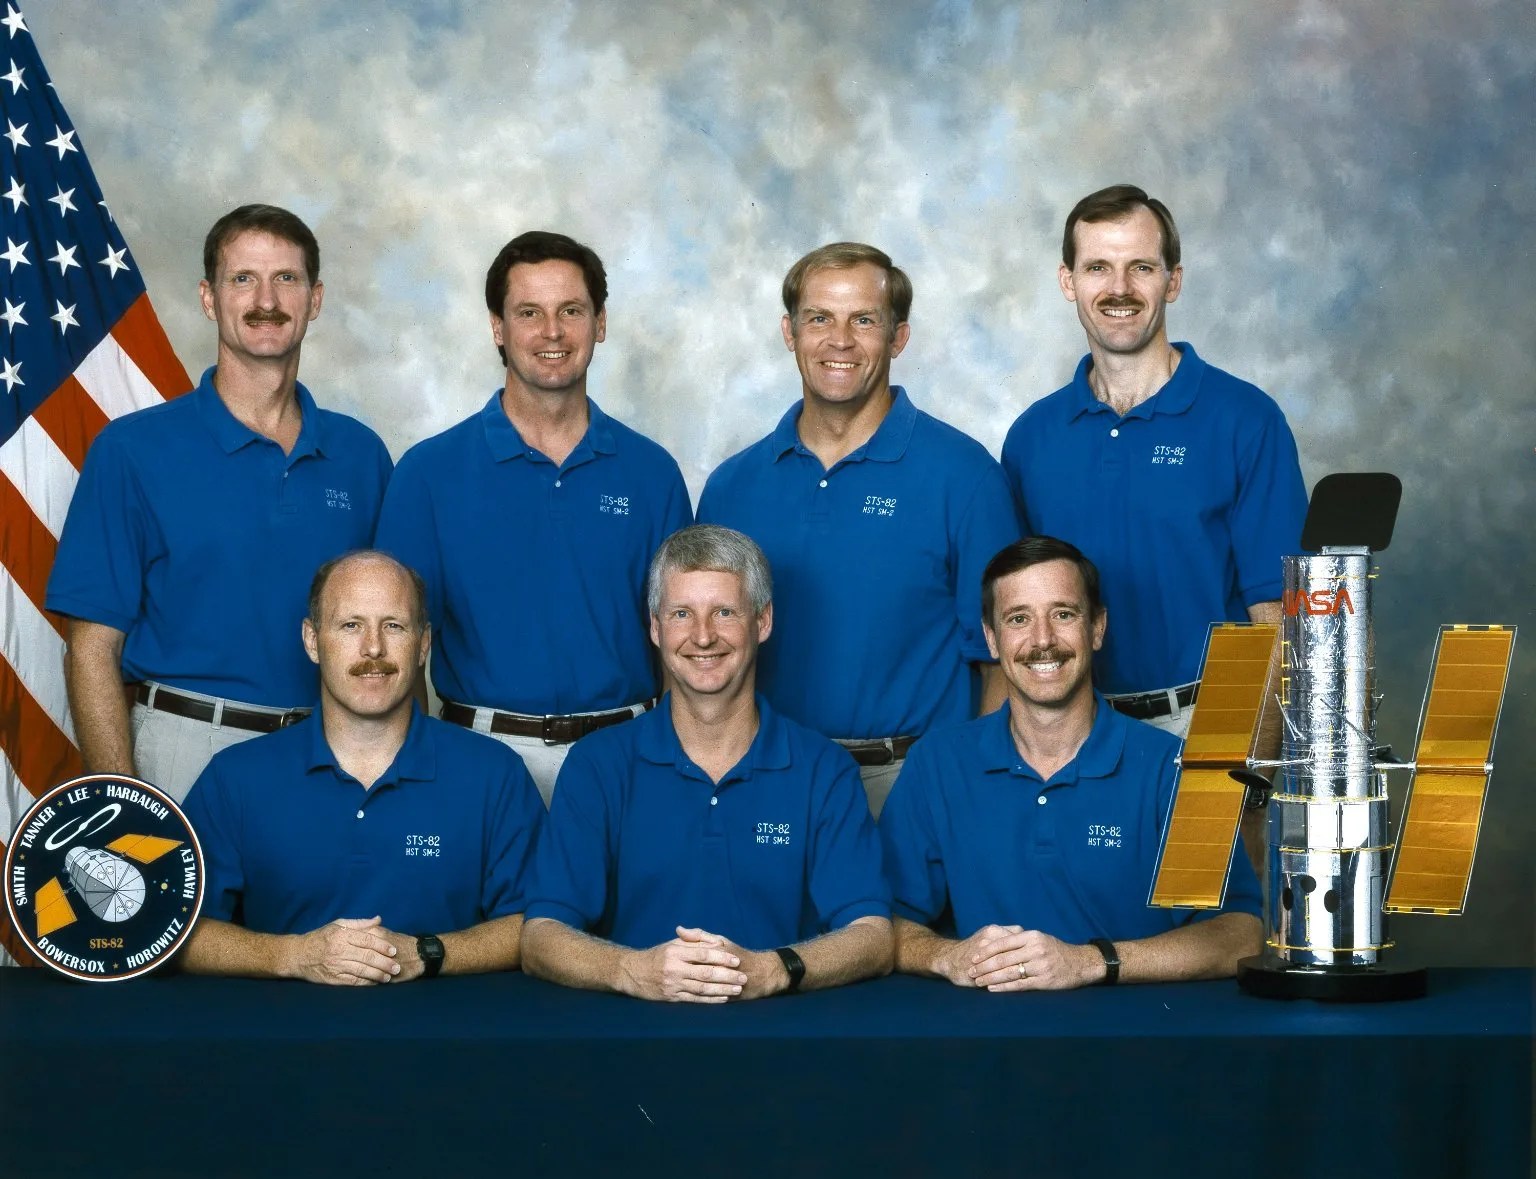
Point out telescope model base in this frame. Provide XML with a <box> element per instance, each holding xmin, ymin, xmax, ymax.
<box><xmin>1237</xmin><ymin>955</ymin><xmax>1427</xmax><ymax>1002</ymax></box>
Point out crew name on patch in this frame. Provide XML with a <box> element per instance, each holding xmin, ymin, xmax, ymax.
<box><xmin>5</xmin><ymin>775</ymin><xmax>204</xmax><ymax>981</ymax></box>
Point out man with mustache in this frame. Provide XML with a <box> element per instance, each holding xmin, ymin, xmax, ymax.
<box><xmin>47</xmin><ymin>205</ymin><xmax>393</xmax><ymax>801</ymax></box>
<box><xmin>1001</xmin><ymin>186</ymin><xmax>1306</xmax><ymax>741</ymax></box>
<box><xmin>376</xmin><ymin>231</ymin><xmax>691</xmax><ymax>807</ymax></box>
<box><xmin>880</xmin><ymin>537</ymin><xmax>1261</xmax><ymax>991</ymax></box>
<box><xmin>179</xmin><ymin>551</ymin><xmax>543</xmax><ymax>984</ymax></box>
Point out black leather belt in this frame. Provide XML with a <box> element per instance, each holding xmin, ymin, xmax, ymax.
<box><xmin>835</xmin><ymin>735</ymin><xmax>919</xmax><ymax>767</ymax></box>
<box><xmin>1105</xmin><ymin>682</ymin><xmax>1199</xmax><ymax>721</ymax></box>
<box><xmin>440</xmin><ymin>700</ymin><xmax>652</xmax><ymax>745</ymax></box>
<box><xmin>134</xmin><ymin>683</ymin><xmax>311</xmax><ymax>733</ymax></box>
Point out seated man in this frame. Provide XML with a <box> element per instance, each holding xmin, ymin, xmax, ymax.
<box><xmin>522</xmin><ymin>525</ymin><xmax>892</xmax><ymax>1002</ymax></box>
<box><xmin>179</xmin><ymin>551</ymin><xmax>543</xmax><ymax>985</ymax></box>
<box><xmin>881</xmin><ymin>537</ymin><xmax>1262</xmax><ymax>991</ymax></box>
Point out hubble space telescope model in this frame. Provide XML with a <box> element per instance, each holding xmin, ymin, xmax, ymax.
<box><xmin>1149</xmin><ymin>473</ymin><xmax>1516</xmax><ymax>1000</ymax></box>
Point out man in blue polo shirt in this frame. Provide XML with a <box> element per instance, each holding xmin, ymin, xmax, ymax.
<box><xmin>522</xmin><ymin>525</ymin><xmax>891</xmax><ymax>1002</ymax></box>
<box><xmin>1002</xmin><ymin>185</ymin><xmax>1306</xmax><ymax>739</ymax></box>
<box><xmin>697</xmin><ymin>242</ymin><xmax>1018</xmax><ymax>818</ymax></box>
<box><xmin>376</xmin><ymin>231</ymin><xmax>691</xmax><ymax>807</ymax></box>
<box><xmin>180</xmin><ymin>550</ymin><xmax>542</xmax><ymax>984</ymax></box>
<box><xmin>46</xmin><ymin>205</ymin><xmax>392</xmax><ymax>801</ymax></box>
<box><xmin>881</xmin><ymin>537</ymin><xmax>1261</xmax><ymax>991</ymax></box>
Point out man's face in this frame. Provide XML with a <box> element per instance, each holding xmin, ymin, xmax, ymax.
<box><xmin>490</xmin><ymin>259</ymin><xmax>606</xmax><ymax>397</ymax></box>
<box><xmin>302</xmin><ymin>558</ymin><xmax>430</xmax><ymax>723</ymax></box>
<box><xmin>649</xmin><ymin>569</ymin><xmax>771</xmax><ymax>700</ymax></box>
<box><xmin>984</xmin><ymin>559</ymin><xmax>1106</xmax><ymax>711</ymax></box>
<box><xmin>199</xmin><ymin>230</ymin><xmax>323</xmax><ymax>365</ymax></box>
<box><xmin>1058</xmin><ymin>206</ymin><xmax>1182</xmax><ymax>358</ymax></box>
<box><xmin>781</xmin><ymin>262</ymin><xmax>910</xmax><ymax>413</ymax></box>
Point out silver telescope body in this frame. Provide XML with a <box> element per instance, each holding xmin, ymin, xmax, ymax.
<box><xmin>1268</xmin><ymin>547</ymin><xmax>1390</xmax><ymax>966</ymax></box>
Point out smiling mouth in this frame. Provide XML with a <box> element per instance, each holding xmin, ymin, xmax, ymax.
<box><xmin>821</xmin><ymin>360</ymin><xmax>858</xmax><ymax>370</ymax></box>
<box><xmin>535</xmin><ymin>350</ymin><xmax>571</xmax><ymax>360</ymax></box>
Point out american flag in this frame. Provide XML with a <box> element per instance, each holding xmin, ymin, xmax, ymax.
<box><xmin>1</xmin><ymin>4</ymin><xmax>190</xmax><ymax>965</ymax></box>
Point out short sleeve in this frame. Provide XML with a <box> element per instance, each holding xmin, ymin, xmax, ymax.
<box><xmin>806</xmin><ymin>747</ymin><xmax>891</xmax><ymax>932</ymax></box>
<box><xmin>522</xmin><ymin>741</ymin><xmax>615</xmax><ymax>931</ymax></box>
<box><xmin>1230</xmin><ymin>404</ymin><xmax>1306</xmax><ymax>606</ymax></box>
<box><xmin>46</xmin><ymin>426</ymin><xmax>152</xmax><ymax>633</ymax></box>
<box><xmin>877</xmin><ymin>745</ymin><xmax>950</xmax><ymax>926</ymax></box>
<box><xmin>952</xmin><ymin>462</ymin><xmax>1022</xmax><ymax>664</ymax></box>
<box><xmin>478</xmin><ymin>747</ymin><xmax>545</xmax><ymax>920</ymax></box>
<box><xmin>374</xmin><ymin>451</ymin><xmax>447</xmax><ymax>633</ymax></box>
<box><xmin>182</xmin><ymin>757</ymin><xmax>245</xmax><ymax>924</ymax></box>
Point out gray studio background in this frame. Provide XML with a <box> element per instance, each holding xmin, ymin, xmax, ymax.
<box><xmin>27</xmin><ymin>0</ymin><xmax>1533</xmax><ymax>966</ymax></box>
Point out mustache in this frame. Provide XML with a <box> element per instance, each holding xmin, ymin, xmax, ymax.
<box><xmin>1096</xmin><ymin>297</ymin><xmax>1142</xmax><ymax>309</ymax></box>
<box><xmin>348</xmin><ymin>659</ymin><xmax>400</xmax><ymax>676</ymax></box>
<box><xmin>243</xmin><ymin>310</ymin><xmax>292</xmax><ymax>325</ymax></box>
<box><xmin>1022</xmin><ymin>647</ymin><xmax>1070</xmax><ymax>663</ymax></box>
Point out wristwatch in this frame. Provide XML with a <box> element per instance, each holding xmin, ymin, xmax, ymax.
<box><xmin>774</xmin><ymin>946</ymin><xmax>806</xmax><ymax>993</ymax></box>
<box><xmin>1089</xmin><ymin>938</ymin><xmax>1120</xmax><ymax>986</ymax></box>
<box><xmin>417</xmin><ymin>933</ymin><xmax>445</xmax><ymax>980</ymax></box>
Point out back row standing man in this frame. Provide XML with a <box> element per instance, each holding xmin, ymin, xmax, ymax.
<box><xmin>1003</xmin><ymin>185</ymin><xmax>1306</xmax><ymax>739</ymax></box>
<box><xmin>48</xmin><ymin>205</ymin><xmax>393</xmax><ymax>800</ymax></box>
<box><xmin>699</xmin><ymin>243</ymin><xmax>1019</xmax><ymax>818</ymax></box>
<box><xmin>377</xmin><ymin>232</ymin><xmax>692</xmax><ymax>806</ymax></box>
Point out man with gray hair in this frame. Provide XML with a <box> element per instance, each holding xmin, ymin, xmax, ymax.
<box><xmin>698</xmin><ymin>242</ymin><xmax>1018</xmax><ymax>817</ymax></box>
<box><xmin>522</xmin><ymin>524</ymin><xmax>892</xmax><ymax>1002</ymax></box>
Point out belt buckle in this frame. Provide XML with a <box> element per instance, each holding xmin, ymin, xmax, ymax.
<box><xmin>278</xmin><ymin>710</ymin><xmax>305</xmax><ymax>729</ymax></box>
<box><xmin>540</xmin><ymin>715</ymin><xmax>563</xmax><ymax>746</ymax></box>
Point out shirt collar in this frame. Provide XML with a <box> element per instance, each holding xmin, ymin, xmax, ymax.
<box><xmin>637</xmin><ymin>692</ymin><xmax>793</xmax><ymax>780</ymax></box>
<box><xmin>769</xmin><ymin>386</ymin><xmax>917</xmax><ymax>465</ymax></box>
<box><xmin>195</xmin><ymin>365</ymin><xmax>325</xmax><ymax>459</ymax></box>
<box><xmin>995</xmin><ymin>692</ymin><xmax>1128</xmax><ymax>786</ymax></box>
<box><xmin>481</xmin><ymin>389</ymin><xmax>617</xmax><ymax>464</ymax></box>
<box><xmin>1066</xmin><ymin>343</ymin><xmax>1205</xmax><ymax>422</ymax></box>
<box><xmin>302</xmin><ymin>704</ymin><xmax>435</xmax><ymax>789</ymax></box>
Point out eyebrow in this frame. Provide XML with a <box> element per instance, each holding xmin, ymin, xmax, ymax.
<box><xmin>798</xmin><ymin>304</ymin><xmax>884</xmax><ymax>318</ymax></box>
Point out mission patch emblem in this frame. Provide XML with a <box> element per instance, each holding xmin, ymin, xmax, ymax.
<box><xmin>5</xmin><ymin>775</ymin><xmax>204</xmax><ymax>981</ymax></box>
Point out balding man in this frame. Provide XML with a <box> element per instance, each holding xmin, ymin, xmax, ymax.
<box><xmin>179</xmin><ymin>551</ymin><xmax>543</xmax><ymax>984</ymax></box>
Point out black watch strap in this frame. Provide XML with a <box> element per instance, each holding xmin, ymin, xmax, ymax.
<box><xmin>1090</xmin><ymin>938</ymin><xmax>1119</xmax><ymax>986</ymax></box>
<box><xmin>417</xmin><ymin>933</ymin><xmax>445</xmax><ymax>980</ymax></box>
<box><xmin>774</xmin><ymin>946</ymin><xmax>806</xmax><ymax>993</ymax></box>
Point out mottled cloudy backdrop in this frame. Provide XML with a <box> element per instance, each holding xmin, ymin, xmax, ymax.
<box><xmin>24</xmin><ymin>0</ymin><xmax>1534</xmax><ymax>964</ymax></box>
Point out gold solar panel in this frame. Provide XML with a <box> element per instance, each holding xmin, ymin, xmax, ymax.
<box><xmin>1385</xmin><ymin>625</ymin><xmax>1516</xmax><ymax>915</ymax></box>
<box><xmin>32</xmin><ymin>875</ymin><xmax>78</xmax><ymax>938</ymax></box>
<box><xmin>107</xmin><ymin>833</ymin><xmax>183</xmax><ymax>864</ymax></box>
<box><xmin>1150</xmin><ymin>623</ymin><xmax>1278</xmax><ymax>909</ymax></box>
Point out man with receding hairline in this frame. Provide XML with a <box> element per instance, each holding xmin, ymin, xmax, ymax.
<box><xmin>1002</xmin><ymin>185</ymin><xmax>1306</xmax><ymax>740</ymax></box>
<box><xmin>698</xmin><ymin>242</ymin><xmax>1018</xmax><ymax>818</ymax></box>
<box><xmin>179</xmin><ymin>550</ymin><xmax>543</xmax><ymax>985</ymax></box>
<box><xmin>47</xmin><ymin>204</ymin><xmax>392</xmax><ymax>801</ymax></box>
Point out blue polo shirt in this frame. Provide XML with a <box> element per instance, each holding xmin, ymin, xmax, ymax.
<box><xmin>375</xmin><ymin>392</ymin><xmax>692</xmax><ymax>714</ymax></box>
<box><xmin>697</xmin><ymin>388</ymin><xmax>1019</xmax><ymax>739</ymax></box>
<box><xmin>525</xmin><ymin>695</ymin><xmax>890</xmax><ymax>950</ymax></box>
<box><xmin>1001</xmin><ymin>344</ymin><xmax>1305</xmax><ymax>694</ymax></box>
<box><xmin>880</xmin><ymin>699</ymin><xmax>1261</xmax><ymax>943</ymax></box>
<box><xmin>183</xmin><ymin>708</ymin><xmax>543</xmax><ymax>935</ymax></box>
<box><xmin>46</xmin><ymin>367</ymin><xmax>392</xmax><ymax>706</ymax></box>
